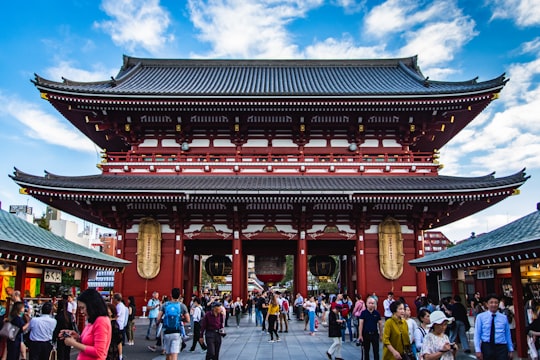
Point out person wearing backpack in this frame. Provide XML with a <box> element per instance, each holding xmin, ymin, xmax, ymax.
<box><xmin>188</xmin><ymin>298</ymin><xmax>207</xmax><ymax>353</ymax></box>
<box><xmin>157</xmin><ymin>288</ymin><xmax>184</xmax><ymax>360</ymax></box>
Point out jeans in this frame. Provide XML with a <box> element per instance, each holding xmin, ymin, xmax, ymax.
<box><xmin>454</xmin><ymin>320</ymin><xmax>470</xmax><ymax>351</ymax></box>
<box><xmin>147</xmin><ymin>317</ymin><xmax>158</xmax><ymax>338</ymax></box>
<box><xmin>255</xmin><ymin>308</ymin><xmax>262</xmax><ymax>326</ymax></box>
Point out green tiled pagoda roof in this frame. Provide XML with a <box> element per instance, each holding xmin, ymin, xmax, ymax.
<box><xmin>0</xmin><ymin>209</ymin><xmax>129</xmax><ymax>271</ymax></box>
<box><xmin>409</xmin><ymin>207</ymin><xmax>540</xmax><ymax>271</ymax></box>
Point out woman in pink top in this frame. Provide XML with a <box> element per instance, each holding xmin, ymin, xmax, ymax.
<box><xmin>62</xmin><ymin>289</ymin><xmax>112</xmax><ymax>360</ymax></box>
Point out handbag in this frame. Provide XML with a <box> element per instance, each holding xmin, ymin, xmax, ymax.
<box><xmin>0</xmin><ymin>322</ymin><xmax>20</xmax><ymax>341</ymax></box>
<box><xmin>400</xmin><ymin>331</ymin><xmax>414</xmax><ymax>360</ymax></box>
<box><xmin>401</xmin><ymin>347</ymin><xmax>414</xmax><ymax>360</ymax></box>
<box><xmin>49</xmin><ymin>348</ymin><xmax>57</xmax><ymax>360</ymax></box>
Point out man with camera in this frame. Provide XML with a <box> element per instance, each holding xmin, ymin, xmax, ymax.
<box><xmin>200</xmin><ymin>301</ymin><xmax>226</xmax><ymax>360</ymax></box>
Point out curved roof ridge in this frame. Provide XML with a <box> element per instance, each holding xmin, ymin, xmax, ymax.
<box><xmin>32</xmin><ymin>73</ymin><xmax>115</xmax><ymax>87</ymax></box>
<box><xmin>121</xmin><ymin>54</ymin><xmax>420</xmax><ymax>68</ymax></box>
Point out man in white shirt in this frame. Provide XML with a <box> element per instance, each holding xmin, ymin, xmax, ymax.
<box><xmin>66</xmin><ymin>294</ymin><xmax>77</xmax><ymax>323</ymax></box>
<box><xmin>383</xmin><ymin>292</ymin><xmax>394</xmax><ymax>320</ymax></box>
<box><xmin>113</xmin><ymin>293</ymin><xmax>129</xmax><ymax>360</ymax></box>
<box><xmin>189</xmin><ymin>297</ymin><xmax>207</xmax><ymax>353</ymax></box>
<box><xmin>28</xmin><ymin>302</ymin><xmax>56</xmax><ymax>360</ymax></box>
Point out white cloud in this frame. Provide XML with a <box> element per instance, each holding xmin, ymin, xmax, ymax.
<box><xmin>438</xmin><ymin>212</ymin><xmax>522</xmax><ymax>242</ymax></box>
<box><xmin>331</xmin><ymin>0</ymin><xmax>365</xmax><ymax>13</ymax></box>
<box><xmin>398</xmin><ymin>17</ymin><xmax>477</xmax><ymax>74</ymax></box>
<box><xmin>94</xmin><ymin>0</ymin><xmax>174</xmax><ymax>53</ymax></box>
<box><xmin>45</xmin><ymin>60</ymin><xmax>117</xmax><ymax>82</ymax></box>
<box><xmin>0</xmin><ymin>94</ymin><xmax>96</xmax><ymax>153</ymax></box>
<box><xmin>360</xmin><ymin>0</ymin><xmax>477</xmax><ymax>77</ymax></box>
<box><xmin>488</xmin><ymin>0</ymin><xmax>540</xmax><ymax>27</ymax></box>
<box><xmin>304</xmin><ymin>35</ymin><xmax>386</xmax><ymax>59</ymax></box>
<box><xmin>187</xmin><ymin>0</ymin><xmax>322</xmax><ymax>58</ymax></box>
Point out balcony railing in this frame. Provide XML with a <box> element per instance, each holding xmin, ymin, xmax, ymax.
<box><xmin>98</xmin><ymin>151</ymin><xmax>441</xmax><ymax>175</ymax></box>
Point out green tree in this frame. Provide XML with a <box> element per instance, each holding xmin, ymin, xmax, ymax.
<box><xmin>37</xmin><ymin>213</ymin><xmax>50</xmax><ymax>231</ymax></box>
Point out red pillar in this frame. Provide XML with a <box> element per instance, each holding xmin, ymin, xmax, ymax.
<box><xmin>242</xmin><ymin>254</ymin><xmax>248</xmax><ymax>301</ymax></box>
<box><xmin>415</xmin><ymin>230</ymin><xmax>427</xmax><ymax>296</ymax></box>
<box><xmin>511</xmin><ymin>261</ymin><xmax>527</xmax><ymax>358</ymax></box>
<box><xmin>14</xmin><ymin>261</ymin><xmax>27</xmax><ymax>294</ymax></box>
<box><xmin>232</xmin><ymin>235</ymin><xmax>243</xmax><ymax>299</ymax></box>
<box><xmin>115</xmin><ymin>227</ymin><xmax>126</xmax><ymax>293</ymax></box>
<box><xmin>173</xmin><ymin>231</ymin><xmax>184</xmax><ymax>290</ymax></box>
<box><xmin>297</xmin><ymin>232</ymin><xmax>308</xmax><ymax>296</ymax></box>
<box><xmin>185</xmin><ymin>254</ymin><xmax>194</xmax><ymax>301</ymax></box>
<box><xmin>346</xmin><ymin>255</ymin><xmax>354</xmax><ymax>298</ymax></box>
<box><xmin>356</xmin><ymin>232</ymin><xmax>367</xmax><ymax>297</ymax></box>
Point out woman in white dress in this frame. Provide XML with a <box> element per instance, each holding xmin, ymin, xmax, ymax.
<box><xmin>420</xmin><ymin>310</ymin><xmax>457</xmax><ymax>360</ymax></box>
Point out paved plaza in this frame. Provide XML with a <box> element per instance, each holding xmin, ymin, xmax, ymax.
<box><xmin>73</xmin><ymin>313</ymin><xmax>484</xmax><ymax>360</ymax></box>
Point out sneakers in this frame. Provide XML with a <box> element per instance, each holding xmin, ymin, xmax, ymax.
<box><xmin>268</xmin><ymin>340</ymin><xmax>275</xmax><ymax>343</ymax></box>
<box><xmin>276</xmin><ymin>338</ymin><xmax>281</xmax><ymax>342</ymax></box>
<box><xmin>147</xmin><ymin>346</ymin><xmax>156</xmax><ymax>352</ymax></box>
<box><xmin>200</xmin><ymin>349</ymin><xmax>207</xmax><ymax>353</ymax></box>
<box><xmin>181</xmin><ymin>342</ymin><xmax>187</xmax><ymax>352</ymax></box>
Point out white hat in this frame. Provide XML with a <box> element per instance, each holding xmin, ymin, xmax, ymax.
<box><xmin>427</xmin><ymin>310</ymin><xmax>454</xmax><ymax>328</ymax></box>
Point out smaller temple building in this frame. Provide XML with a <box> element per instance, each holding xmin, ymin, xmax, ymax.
<box><xmin>0</xmin><ymin>208</ymin><xmax>129</xmax><ymax>299</ymax></box>
<box><xmin>410</xmin><ymin>203</ymin><xmax>540</xmax><ymax>358</ymax></box>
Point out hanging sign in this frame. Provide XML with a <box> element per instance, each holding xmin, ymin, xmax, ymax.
<box><xmin>43</xmin><ymin>269</ymin><xmax>62</xmax><ymax>283</ymax></box>
<box><xmin>477</xmin><ymin>269</ymin><xmax>494</xmax><ymax>279</ymax></box>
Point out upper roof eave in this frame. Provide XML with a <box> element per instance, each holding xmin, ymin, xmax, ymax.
<box><xmin>32</xmin><ymin>55</ymin><xmax>507</xmax><ymax>98</ymax></box>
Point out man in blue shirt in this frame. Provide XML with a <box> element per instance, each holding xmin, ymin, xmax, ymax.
<box><xmin>474</xmin><ymin>293</ymin><xmax>513</xmax><ymax>360</ymax></box>
<box><xmin>146</xmin><ymin>291</ymin><xmax>161</xmax><ymax>340</ymax></box>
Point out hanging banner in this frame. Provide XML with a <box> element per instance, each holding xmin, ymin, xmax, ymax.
<box><xmin>137</xmin><ymin>217</ymin><xmax>162</xmax><ymax>279</ymax></box>
<box><xmin>378</xmin><ymin>217</ymin><xmax>404</xmax><ymax>280</ymax></box>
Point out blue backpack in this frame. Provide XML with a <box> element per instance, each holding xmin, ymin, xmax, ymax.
<box><xmin>162</xmin><ymin>302</ymin><xmax>181</xmax><ymax>331</ymax></box>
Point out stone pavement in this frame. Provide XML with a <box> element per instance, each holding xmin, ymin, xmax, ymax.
<box><xmin>71</xmin><ymin>314</ymin><xmax>483</xmax><ymax>360</ymax></box>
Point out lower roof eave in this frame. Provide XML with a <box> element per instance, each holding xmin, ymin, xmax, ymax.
<box><xmin>410</xmin><ymin>244</ymin><xmax>540</xmax><ymax>271</ymax></box>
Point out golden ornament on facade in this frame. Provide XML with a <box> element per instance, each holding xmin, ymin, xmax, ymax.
<box><xmin>378</xmin><ymin>217</ymin><xmax>404</xmax><ymax>280</ymax></box>
<box><xmin>137</xmin><ymin>217</ymin><xmax>162</xmax><ymax>279</ymax></box>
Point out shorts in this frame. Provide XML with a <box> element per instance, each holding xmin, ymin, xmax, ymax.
<box><xmin>163</xmin><ymin>332</ymin><xmax>181</xmax><ymax>354</ymax></box>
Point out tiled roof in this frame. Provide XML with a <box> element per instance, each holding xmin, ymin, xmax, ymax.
<box><xmin>10</xmin><ymin>168</ymin><xmax>528</xmax><ymax>194</ymax></box>
<box><xmin>33</xmin><ymin>55</ymin><xmax>506</xmax><ymax>97</ymax></box>
<box><xmin>409</xmin><ymin>207</ymin><xmax>540</xmax><ymax>270</ymax></box>
<box><xmin>0</xmin><ymin>209</ymin><xmax>130</xmax><ymax>270</ymax></box>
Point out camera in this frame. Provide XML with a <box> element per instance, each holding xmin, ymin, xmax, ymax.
<box><xmin>62</xmin><ymin>331</ymin><xmax>71</xmax><ymax>338</ymax></box>
<box><xmin>355</xmin><ymin>339</ymin><xmax>363</xmax><ymax>347</ymax></box>
<box><xmin>218</xmin><ymin>328</ymin><xmax>226</xmax><ymax>337</ymax></box>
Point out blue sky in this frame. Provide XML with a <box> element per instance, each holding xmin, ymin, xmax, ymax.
<box><xmin>1</xmin><ymin>0</ymin><xmax>540</xmax><ymax>241</ymax></box>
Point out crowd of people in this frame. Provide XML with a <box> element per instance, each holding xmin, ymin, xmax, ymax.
<box><xmin>0</xmin><ymin>287</ymin><xmax>524</xmax><ymax>360</ymax></box>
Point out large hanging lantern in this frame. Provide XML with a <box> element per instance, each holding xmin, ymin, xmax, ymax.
<box><xmin>205</xmin><ymin>255</ymin><xmax>232</xmax><ymax>283</ymax></box>
<box><xmin>309</xmin><ymin>255</ymin><xmax>337</xmax><ymax>281</ymax></box>
<box><xmin>254</xmin><ymin>255</ymin><xmax>286</xmax><ymax>284</ymax></box>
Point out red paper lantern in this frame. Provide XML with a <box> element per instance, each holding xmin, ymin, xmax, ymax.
<box><xmin>254</xmin><ymin>255</ymin><xmax>286</xmax><ymax>284</ymax></box>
